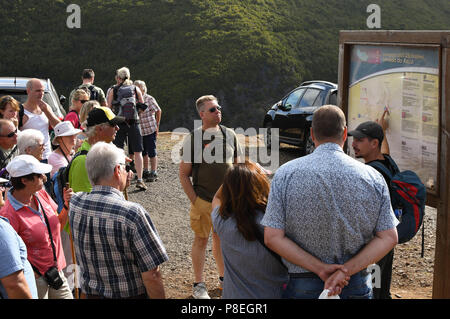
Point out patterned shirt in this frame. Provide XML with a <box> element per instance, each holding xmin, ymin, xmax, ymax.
<box><xmin>139</xmin><ymin>94</ymin><xmax>161</xmax><ymax>136</ymax></box>
<box><xmin>261</xmin><ymin>143</ymin><xmax>398</xmax><ymax>274</ymax></box>
<box><xmin>69</xmin><ymin>185</ymin><xmax>168</xmax><ymax>298</ymax></box>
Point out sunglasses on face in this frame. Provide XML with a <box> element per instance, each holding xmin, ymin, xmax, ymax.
<box><xmin>206</xmin><ymin>105</ymin><xmax>222</xmax><ymax>113</ymax></box>
<box><xmin>1</xmin><ymin>128</ymin><xmax>17</xmax><ymax>138</ymax></box>
<box><xmin>79</xmin><ymin>99</ymin><xmax>89</xmax><ymax>104</ymax></box>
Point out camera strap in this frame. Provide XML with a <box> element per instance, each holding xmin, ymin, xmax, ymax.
<box><xmin>29</xmin><ymin>196</ymin><xmax>59</xmax><ymax>276</ymax></box>
<box><xmin>36</xmin><ymin>197</ymin><xmax>58</xmax><ymax>265</ymax></box>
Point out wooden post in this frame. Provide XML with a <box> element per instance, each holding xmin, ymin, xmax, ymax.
<box><xmin>432</xmin><ymin>36</ymin><xmax>450</xmax><ymax>298</ymax></box>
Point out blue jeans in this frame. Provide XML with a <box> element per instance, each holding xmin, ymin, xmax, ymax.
<box><xmin>283</xmin><ymin>271</ymin><xmax>373</xmax><ymax>299</ymax></box>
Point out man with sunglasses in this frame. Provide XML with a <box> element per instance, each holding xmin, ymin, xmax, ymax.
<box><xmin>0</xmin><ymin>119</ymin><xmax>19</xmax><ymax>170</ymax></box>
<box><xmin>179</xmin><ymin>95</ymin><xmax>243</xmax><ymax>299</ymax></box>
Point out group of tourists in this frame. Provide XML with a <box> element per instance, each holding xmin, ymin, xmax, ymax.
<box><xmin>0</xmin><ymin>70</ymin><xmax>410</xmax><ymax>300</ymax></box>
<box><xmin>179</xmin><ymin>98</ymin><xmax>401</xmax><ymax>299</ymax></box>
<box><xmin>0</xmin><ymin>69</ymin><xmax>165</xmax><ymax>299</ymax></box>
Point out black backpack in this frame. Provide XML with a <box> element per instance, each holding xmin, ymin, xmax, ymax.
<box><xmin>18</xmin><ymin>103</ymin><xmax>25</xmax><ymax>128</ymax></box>
<box><xmin>86</xmin><ymin>85</ymin><xmax>99</xmax><ymax>101</ymax></box>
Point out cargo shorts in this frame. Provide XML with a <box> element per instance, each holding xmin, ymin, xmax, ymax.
<box><xmin>189</xmin><ymin>196</ymin><xmax>213</xmax><ymax>238</ymax></box>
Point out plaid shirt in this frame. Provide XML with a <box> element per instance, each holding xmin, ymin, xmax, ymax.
<box><xmin>69</xmin><ymin>185</ymin><xmax>168</xmax><ymax>298</ymax></box>
<box><xmin>139</xmin><ymin>94</ymin><xmax>161</xmax><ymax>136</ymax></box>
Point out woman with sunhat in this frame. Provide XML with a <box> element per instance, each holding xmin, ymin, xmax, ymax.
<box><xmin>0</xmin><ymin>155</ymin><xmax>74</xmax><ymax>299</ymax></box>
<box><xmin>48</xmin><ymin>121</ymin><xmax>82</xmax><ymax>178</ymax></box>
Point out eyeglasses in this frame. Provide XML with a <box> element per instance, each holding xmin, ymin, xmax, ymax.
<box><xmin>207</xmin><ymin>105</ymin><xmax>222</xmax><ymax>113</ymax></box>
<box><xmin>79</xmin><ymin>100</ymin><xmax>89</xmax><ymax>104</ymax></box>
<box><xmin>0</xmin><ymin>128</ymin><xmax>17</xmax><ymax>138</ymax></box>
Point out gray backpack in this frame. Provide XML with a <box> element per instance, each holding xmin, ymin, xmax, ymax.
<box><xmin>115</xmin><ymin>84</ymin><xmax>137</xmax><ymax>120</ymax></box>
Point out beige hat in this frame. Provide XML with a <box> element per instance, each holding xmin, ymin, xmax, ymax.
<box><xmin>52</xmin><ymin>121</ymin><xmax>82</xmax><ymax>145</ymax></box>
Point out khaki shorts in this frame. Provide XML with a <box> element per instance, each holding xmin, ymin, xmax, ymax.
<box><xmin>190</xmin><ymin>197</ymin><xmax>213</xmax><ymax>238</ymax></box>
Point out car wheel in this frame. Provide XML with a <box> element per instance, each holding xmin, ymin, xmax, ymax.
<box><xmin>302</xmin><ymin>132</ymin><xmax>315</xmax><ymax>156</ymax></box>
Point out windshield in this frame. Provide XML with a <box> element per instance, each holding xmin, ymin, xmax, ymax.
<box><xmin>0</xmin><ymin>90</ymin><xmax>63</xmax><ymax>118</ymax></box>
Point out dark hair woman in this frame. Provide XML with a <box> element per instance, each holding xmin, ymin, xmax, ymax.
<box><xmin>211</xmin><ymin>160</ymin><xmax>288</xmax><ymax>299</ymax></box>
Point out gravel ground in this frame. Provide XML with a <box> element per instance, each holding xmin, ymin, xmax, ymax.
<box><xmin>126</xmin><ymin>132</ymin><xmax>436</xmax><ymax>299</ymax></box>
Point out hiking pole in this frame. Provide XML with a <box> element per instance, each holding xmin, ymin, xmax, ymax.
<box><xmin>68</xmin><ymin>225</ymin><xmax>79</xmax><ymax>299</ymax></box>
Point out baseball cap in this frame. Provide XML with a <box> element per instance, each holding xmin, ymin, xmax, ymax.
<box><xmin>6</xmin><ymin>154</ymin><xmax>52</xmax><ymax>178</ymax></box>
<box><xmin>86</xmin><ymin>107</ymin><xmax>125</xmax><ymax>128</ymax></box>
<box><xmin>51</xmin><ymin>121</ymin><xmax>82</xmax><ymax>145</ymax></box>
<box><xmin>348</xmin><ymin>121</ymin><xmax>384</xmax><ymax>144</ymax></box>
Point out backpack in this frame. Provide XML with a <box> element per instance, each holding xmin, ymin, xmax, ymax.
<box><xmin>114</xmin><ymin>85</ymin><xmax>137</xmax><ymax>120</ymax></box>
<box><xmin>18</xmin><ymin>104</ymin><xmax>24</xmax><ymax>128</ymax></box>
<box><xmin>86</xmin><ymin>85</ymin><xmax>99</xmax><ymax>101</ymax></box>
<box><xmin>368</xmin><ymin>156</ymin><xmax>426</xmax><ymax>246</ymax></box>
<box><xmin>51</xmin><ymin>149</ymin><xmax>88</xmax><ymax>213</ymax></box>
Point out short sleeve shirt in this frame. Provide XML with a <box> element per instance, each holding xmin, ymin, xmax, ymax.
<box><xmin>261</xmin><ymin>143</ymin><xmax>398</xmax><ymax>273</ymax></box>
<box><xmin>69</xmin><ymin>140</ymin><xmax>92</xmax><ymax>193</ymax></box>
<box><xmin>139</xmin><ymin>94</ymin><xmax>161</xmax><ymax>136</ymax></box>
<box><xmin>64</xmin><ymin>111</ymin><xmax>81</xmax><ymax>129</ymax></box>
<box><xmin>69</xmin><ymin>84</ymin><xmax>107</xmax><ymax>106</ymax></box>
<box><xmin>180</xmin><ymin>126</ymin><xmax>243</xmax><ymax>202</ymax></box>
<box><xmin>0</xmin><ymin>217</ymin><xmax>38</xmax><ymax>299</ymax></box>
<box><xmin>0</xmin><ymin>189</ymin><xmax>66</xmax><ymax>275</ymax></box>
<box><xmin>212</xmin><ymin>208</ymin><xmax>288</xmax><ymax>298</ymax></box>
<box><xmin>69</xmin><ymin>186</ymin><xmax>169</xmax><ymax>298</ymax></box>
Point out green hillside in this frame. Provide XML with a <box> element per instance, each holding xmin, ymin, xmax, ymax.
<box><xmin>0</xmin><ymin>0</ymin><xmax>449</xmax><ymax>130</ymax></box>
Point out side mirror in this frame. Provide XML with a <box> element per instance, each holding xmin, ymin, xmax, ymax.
<box><xmin>279</xmin><ymin>103</ymin><xmax>292</xmax><ymax>112</ymax></box>
<box><xmin>59</xmin><ymin>95</ymin><xmax>66</xmax><ymax>105</ymax></box>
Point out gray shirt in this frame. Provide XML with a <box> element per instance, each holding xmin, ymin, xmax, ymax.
<box><xmin>212</xmin><ymin>207</ymin><xmax>288</xmax><ymax>298</ymax></box>
<box><xmin>261</xmin><ymin>143</ymin><xmax>398</xmax><ymax>274</ymax></box>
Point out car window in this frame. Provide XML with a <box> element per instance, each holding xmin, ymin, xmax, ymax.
<box><xmin>328</xmin><ymin>91</ymin><xmax>337</xmax><ymax>105</ymax></box>
<box><xmin>0</xmin><ymin>90</ymin><xmax>27</xmax><ymax>104</ymax></box>
<box><xmin>0</xmin><ymin>90</ymin><xmax>63</xmax><ymax>117</ymax></box>
<box><xmin>298</xmin><ymin>89</ymin><xmax>321</xmax><ymax>107</ymax></box>
<box><xmin>283</xmin><ymin>88</ymin><xmax>305</xmax><ymax>109</ymax></box>
<box><xmin>313</xmin><ymin>90</ymin><xmax>327</xmax><ymax>106</ymax></box>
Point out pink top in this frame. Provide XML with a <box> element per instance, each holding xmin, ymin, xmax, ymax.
<box><xmin>0</xmin><ymin>189</ymin><xmax>66</xmax><ymax>275</ymax></box>
<box><xmin>48</xmin><ymin>151</ymin><xmax>71</xmax><ymax>178</ymax></box>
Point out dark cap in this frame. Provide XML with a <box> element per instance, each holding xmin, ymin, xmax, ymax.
<box><xmin>348</xmin><ymin>121</ymin><xmax>384</xmax><ymax>144</ymax></box>
<box><xmin>86</xmin><ymin>107</ymin><xmax>125</xmax><ymax>127</ymax></box>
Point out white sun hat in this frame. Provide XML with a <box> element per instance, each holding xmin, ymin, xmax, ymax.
<box><xmin>51</xmin><ymin>121</ymin><xmax>82</xmax><ymax>145</ymax></box>
<box><xmin>6</xmin><ymin>154</ymin><xmax>52</xmax><ymax>178</ymax></box>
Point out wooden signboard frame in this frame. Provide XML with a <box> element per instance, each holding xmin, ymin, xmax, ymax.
<box><xmin>338</xmin><ymin>30</ymin><xmax>450</xmax><ymax>299</ymax></box>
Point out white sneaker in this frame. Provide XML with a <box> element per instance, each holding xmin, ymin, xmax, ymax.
<box><xmin>193</xmin><ymin>282</ymin><xmax>210</xmax><ymax>299</ymax></box>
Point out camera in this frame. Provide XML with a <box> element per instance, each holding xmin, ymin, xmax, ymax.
<box><xmin>136</xmin><ymin>102</ymin><xmax>148</xmax><ymax>112</ymax></box>
<box><xmin>44</xmin><ymin>266</ymin><xmax>64</xmax><ymax>290</ymax></box>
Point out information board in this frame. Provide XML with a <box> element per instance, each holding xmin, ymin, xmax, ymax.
<box><xmin>347</xmin><ymin>44</ymin><xmax>439</xmax><ymax>192</ymax></box>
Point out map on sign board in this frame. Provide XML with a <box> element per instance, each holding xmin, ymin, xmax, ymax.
<box><xmin>348</xmin><ymin>45</ymin><xmax>439</xmax><ymax>191</ymax></box>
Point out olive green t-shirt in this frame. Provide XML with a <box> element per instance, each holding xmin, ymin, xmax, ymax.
<box><xmin>181</xmin><ymin>126</ymin><xmax>242</xmax><ymax>202</ymax></box>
